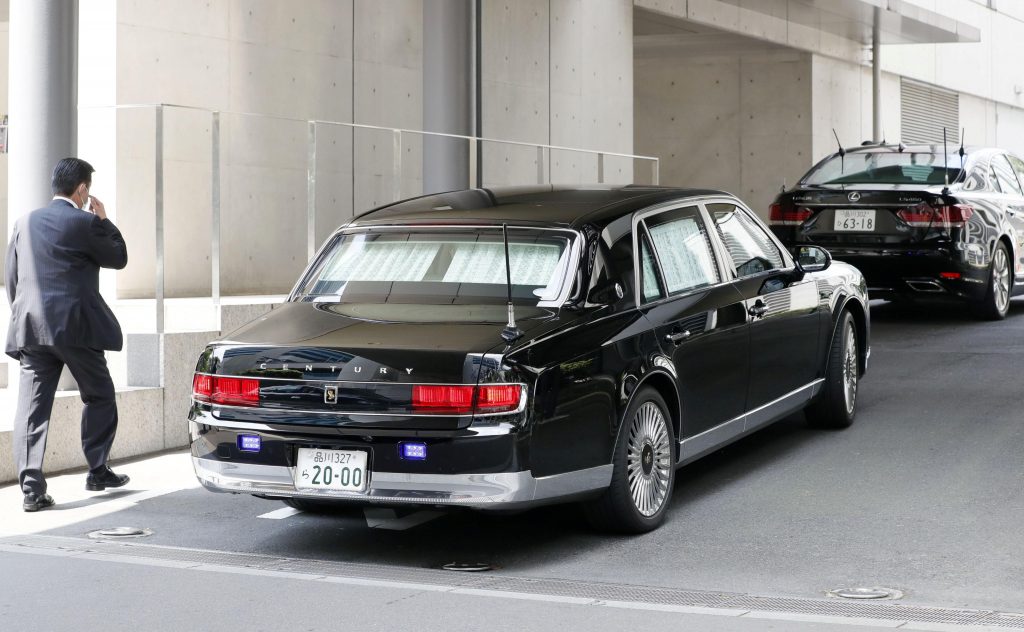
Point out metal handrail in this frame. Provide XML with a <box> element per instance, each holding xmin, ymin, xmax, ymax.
<box><xmin>80</xmin><ymin>103</ymin><xmax>660</xmax><ymax>336</ymax></box>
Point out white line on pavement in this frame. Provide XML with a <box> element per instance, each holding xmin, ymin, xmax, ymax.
<box><xmin>257</xmin><ymin>506</ymin><xmax>302</xmax><ymax>520</ymax></box>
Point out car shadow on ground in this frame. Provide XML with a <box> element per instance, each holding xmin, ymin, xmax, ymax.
<box><xmin>238</xmin><ymin>412</ymin><xmax>825</xmax><ymax>572</ymax></box>
<box><xmin>869</xmin><ymin>297</ymin><xmax>1024</xmax><ymax>324</ymax></box>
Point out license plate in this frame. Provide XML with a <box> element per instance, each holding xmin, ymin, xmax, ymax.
<box><xmin>834</xmin><ymin>209</ymin><xmax>876</xmax><ymax>232</ymax></box>
<box><xmin>294</xmin><ymin>448</ymin><xmax>368</xmax><ymax>493</ymax></box>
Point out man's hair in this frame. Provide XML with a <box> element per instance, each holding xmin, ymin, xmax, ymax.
<box><xmin>51</xmin><ymin>157</ymin><xmax>95</xmax><ymax>196</ymax></box>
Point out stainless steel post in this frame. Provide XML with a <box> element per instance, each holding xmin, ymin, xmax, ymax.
<box><xmin>211</xmin><ymin>111</ymin><xmax>222</xmax><ymax>326</ymax></box>
<box><xmin>155</xmin><ymin>107</ymin><xmax>165</xmax><ymax>336</ymax></box>
<box><xmin>307</xmin><ymin>121</ymin><xmax>317</xmax><ymax>260</ymax></box>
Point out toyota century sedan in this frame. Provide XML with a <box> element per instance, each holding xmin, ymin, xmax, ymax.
<box><xmin>769</xmin><ymin>144</ymin><xmax>1024</xmax><ymax>319</ymax></box>
<box><xmin>190</xmin><ymin>185</ymin><xmax>870</xmax><ymax>533</ymax></box>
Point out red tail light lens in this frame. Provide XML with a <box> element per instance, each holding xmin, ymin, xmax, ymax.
<box><xmin>769</xmin><ymin>203</ymin><xmax>813</xmax><ymax>226</ymax></box>
<box><xmin>898</xmin><ymin>203</ymin><xmax>973</xmax><ymax>227</ymax></box>
<box><xmin>476</xmin><ymin>384</ymin><xmax>523</xmax><ymax>413</ymax></box>
<box><xmin>193</xmin><ymin>373</ymin><xmax>260</xmax><ymax>407</ymax></box>
<box><xmin>936</xmin><ymin>204</ymin><xmax>974</xmax><ymax>224</ymax></box>
<box><xmin>412</xmin><ymin>384</ymin><xmax>523</xmax><ymax>415</ymax></box>
<box><xmin>192</xmin><ymin>373</ymin><xmax>213</xmax><ymax>402</ymax></box>
<box><xmin>412</xmin><ymin>385</ymin><xmax>475</xmax><ymax>414</ymax></box>
<box><xmin>212</xmin><ymin>377</ymin><xmax>260</xmax><ymax>406</ymax></box>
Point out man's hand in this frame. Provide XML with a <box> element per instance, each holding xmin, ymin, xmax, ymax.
<box><xmin>87</xmin><ymin>196</ymin><xmax>107</xmax><ymax>220</ymax></box>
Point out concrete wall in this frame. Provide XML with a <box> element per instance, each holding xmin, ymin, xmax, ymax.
<box><xmin>635</xmin><ymin>49</ymin><xmax>812</xmax><ymax>218</ymax></box>
<box><xmin>481</xmin><ymin>0</ymin><xmax>634</xmax><ymax>187</ymax></box>
<box><xmin>75</xmin><ymin>0</ymin><xmax>634</xmax><ymax>299</ymax></box>
<box><xmin>0</xmin><ymin>22</ymin><xmax>8</xmax><ymax>281</ymax></box>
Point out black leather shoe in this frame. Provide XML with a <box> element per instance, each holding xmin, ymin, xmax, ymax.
<box><xmin>85</xmin><ymin>466</ymin><xmax>130</xmax><ymax>491</ymax></box>
<box><xmin>23</xmin><ymin>493</ymin><xmax>55</xmax><ymax>512</ymax></box>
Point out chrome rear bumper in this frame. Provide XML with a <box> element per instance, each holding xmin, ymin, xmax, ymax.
<box><xmin>192</xmin><ymin>457</ymin><xmax>611</xmax><ymax>509</ymax></box>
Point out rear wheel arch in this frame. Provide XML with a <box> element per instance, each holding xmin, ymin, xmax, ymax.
<box><xmin>632</xmin><ymin>371</ymin><xmax>680</xmax><ymax>451</ymax></box>
<box><xmin>998</xmin><ymin>235</ymin><xmax>1016</xmax><ymax>285</ymax></box>
<box><xmin>840</xmin><ymin>299</ymin><xmax>868</xmax><ymax>376</ymax></box>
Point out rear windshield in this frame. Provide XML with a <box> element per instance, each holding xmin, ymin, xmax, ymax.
<box><xmin>293</xmin><ymin>228</ymin><xmax>577</xmax><ymax>306</ymax></box>
<box><xmin>802</xmin><ymin>152</ymin><xmax>964</xmax><ymax>186</ymax></box>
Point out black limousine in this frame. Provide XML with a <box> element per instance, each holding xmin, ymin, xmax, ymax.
<box><xmin>769</xmin><ymin>144</ymin><xmax>1024</xmax><ymax>319</ymax></box>
<box><xmin>190</xmin><ymin>186</ymin><xmax>870</xmax><ymax>532</ymax></box>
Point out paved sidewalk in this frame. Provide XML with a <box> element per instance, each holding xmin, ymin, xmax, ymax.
<box><xmin>0</xmin><ymin>450</ymin><xmax>197</xmax><ymax>537</ymax></box>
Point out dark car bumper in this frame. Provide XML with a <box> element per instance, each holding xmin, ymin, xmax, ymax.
<box><xmin>819</xmin><ymin>247</ymin><xmax>988</xmax><ymax>301</ymax></box>
<box><xmin>188</xmin><ymin>417</ymin><xmax>611</xmax><ymax>509</ymax></box>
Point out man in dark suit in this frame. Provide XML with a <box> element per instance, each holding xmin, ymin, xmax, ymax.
<box><xmin>6</xmin><ymin>157</ymin><xmax>131</xmax><ymax>511</ymax></box>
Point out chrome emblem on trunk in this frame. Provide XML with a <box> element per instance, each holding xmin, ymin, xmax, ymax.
<box><xmin>324</xmin><ymin>385</ymin><xmax>338</xmax><ymax>404</ymax></box>
<box><xmin>848</xmin><ymin>192</ymin><xmax>861</xmax><ymax>202</ymax></box>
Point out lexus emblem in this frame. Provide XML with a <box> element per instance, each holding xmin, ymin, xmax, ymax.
<box><xmin>324</xmin><ymin>385</ymin><xmax>338</xmax><ymax>404</ymax></box>
<box><xmin>848</xmin><ymin>192</ymin><xmax>861</xmax><ymax>202</ymax></box>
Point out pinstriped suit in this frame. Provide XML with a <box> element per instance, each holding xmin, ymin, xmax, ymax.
<box><xmin>5</xmin><ymin>198</ymin><xmax>128</xmax><ymax>495</ymax></box>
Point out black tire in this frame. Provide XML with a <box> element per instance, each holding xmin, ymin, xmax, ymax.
<box><xmin>282</xmin><ymin>497</ymin><xmax>342</xmax><ymax>513</ymax></box>
<box><xmin>974</xmin><ymin>242</ymin><xmax>1011</xmax><ymax>321</ymax></box>
<box><xmin>806</xmin><ymin>311</ymin><xmax>858</xmax><ymax>429</ymax></box>
<box><xmin>583</xmin><ymin>387</ymin><xmax>675</xmax><ymax>534</ymax></box>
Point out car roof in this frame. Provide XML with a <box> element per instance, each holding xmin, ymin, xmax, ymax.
<box><xmin>349</xmin><ymin>185</ymin><xmax>731</xmax><ymax>229</ymax></box>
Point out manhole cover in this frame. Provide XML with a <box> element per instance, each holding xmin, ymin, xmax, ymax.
<box><xmin>441</xmin><ymin>562</ymin><xmax>496</xmax><ymax>572</ymax></box>
<box><xmin>87</xmin><ymin>527</ymin><xmax>153</xmax><ymax>539</ymax></box>
<box><xmin>829</xmin><ymin>587</ymin><xmax>903</xmax><ymax>600</ymax></box>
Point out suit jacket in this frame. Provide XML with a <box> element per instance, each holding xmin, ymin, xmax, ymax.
<box><xmin>5</xmin><ymin>199</ymin><xmax>128</xmax><ymax>359</ymax></box>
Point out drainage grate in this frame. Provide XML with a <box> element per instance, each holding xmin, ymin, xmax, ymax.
<box><xmin>2</xmin><ymin>534</ymin><xmax>1021</xmax><ymax>629</ymax></box>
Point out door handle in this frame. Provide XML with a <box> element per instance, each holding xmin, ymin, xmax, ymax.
<box><xmin>665</xmin><ymin>330</ymin><xmax>691</xmax><ymax>344</ymax></box>
<box><xmin>748</xmin><ymin>302</ymin><xmax>768</xmax><ymax>318</ymax></box>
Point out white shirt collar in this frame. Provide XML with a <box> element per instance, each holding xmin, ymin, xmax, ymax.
<box><xmin>53</xmin><ymin>195</ymin><xmax>81</xmax><ymax>210</ymax></box>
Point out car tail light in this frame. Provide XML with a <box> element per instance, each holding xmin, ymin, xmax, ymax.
<box><xmin>193</xmin><ymin>373</ymin><xmax>260</xmax><ymax>407</ymax></box>
<box><xmin>476</xmin><ymin>384</ymin><xmax>522</xmax><ymax>413</ymax></box>
<box><xmin>192</xmin><ymin>373</ymin><xmax>213</xmax><ymax>402</ymax></box>
<box><xmin>412</xmin><ymin>385</ymin><xmax>475</xmax><ymax>414</ymax></box>
<box><xmin>412</xmin><ymin>384</ymin><xmax>523</xmax><ymax>415</ymax></box>
<box><xmin>897</xmin><ymin>203</ymin><xmax>973</xmax><ymax>228</ymax></box>
<box><xmin>769</xmin><ymin>203</ymin><xmax>813</xmax><ymax>226</ymax></box>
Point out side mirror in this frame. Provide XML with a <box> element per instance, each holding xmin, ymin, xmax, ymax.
<box><xmin>793</xmin><ymin>245</ymin><xmax>832</xmax><ymax>273</ymax></box>
<box><xmin>587</xmin><ymin>280</ymin><xmax>624</xmax><ymax>306</ymax></box>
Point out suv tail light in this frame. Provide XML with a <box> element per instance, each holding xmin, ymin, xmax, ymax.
<box><xmin>897</xmin><ymin>203</ymin><xmax>974</xmax><ymax>228</ymax></box>
<box><xmin>769</xmin><ymin>203</ymin><xmax>813</xmax><ymax>226</ymax></box>
<box><xmin>412</xmin><ymin>384</ymin><xmax>523</xmax><ymax>415</ymax></box>
<box><xmin>192</xmin><ymin>373</ymin><xmax>260</xmax><ymax>407</ymax></box>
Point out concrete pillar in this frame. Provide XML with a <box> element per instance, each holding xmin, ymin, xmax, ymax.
<box><xmin>7</xmin><ymin>0</ymin><xmax>78</xmax><ymax>232</ymax></box>
<box><xmin>423</xmin><ymin>0</ymin><xmax>474</xmax><ymax>194</ymax></box>
<box><xmin>872</xmin><ymin>6</ymin><xmax>881</xmax><ymax>143</ymax></box>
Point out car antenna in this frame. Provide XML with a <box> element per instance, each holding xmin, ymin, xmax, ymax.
<box><xmin>832</xmin><ymin>128</ymin><xmax>846</xmax><ymax>174</ymax></box>
<box><xmin>958</xmin><ymin>128</ymin><xmax>967</xmax><ymax>182</ymax></box>
<box><xmin>942</xmin><ymin>127</ymin><xmax>950</xmax><ymax>195</ymax></box>
<box><xmin>500</xmin><ymin>223</ymin><xmax>523</xmax><ymax>345</ymax></box>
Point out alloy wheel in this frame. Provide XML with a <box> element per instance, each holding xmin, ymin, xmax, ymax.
<box><xmin>842</xmin><ymin>322</ymin><xmax>858</xmax><ymax>415</ymax></box>
<box><xmin>993</xmin><ymin>247</ymin><xmax>1010</xmax><ymax>314</ymax></box>
<box><xmin>626</xmin><ymin>402</ymin><xmax>672</xmax><ymax>517</ymax></box>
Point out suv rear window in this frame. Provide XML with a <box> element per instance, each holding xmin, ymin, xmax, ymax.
<box><xmin>803</xmin><ymin>152</ymin><xmax>964</xmax><ymax>186</ymax></box>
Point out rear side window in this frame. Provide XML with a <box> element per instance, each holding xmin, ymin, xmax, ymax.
<box><xmin>993</xmin><ymin>155</ymin><xmax>1024</xmax><ymax>196</ymax></box>
<box><xmin>1008</xmin><ymin>155</ymin><xmax>1024</xmax><ymax>189</ymax></box>
<box><xmin>642</xmin><ymin>206</ymin><xmax>720</xmax><ymax>297</ymax></box>
<box><xmin>709</xmin><ymin>203</ymin><xmax>785</xmax><ymax>278</ymax></box>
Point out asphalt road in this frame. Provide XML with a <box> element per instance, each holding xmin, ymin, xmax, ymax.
<box><xmin>2</xmin><ymin>298</ymin><xmax>1023</xmax><ymax>631</ymax></box>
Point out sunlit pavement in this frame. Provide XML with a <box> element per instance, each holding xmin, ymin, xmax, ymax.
<box><xmin>0</xmin><ymin>452</ymin><xmax>199</xmax><ymax>538</ymax></box>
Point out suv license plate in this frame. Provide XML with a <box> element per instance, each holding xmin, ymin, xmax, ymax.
<box><xmin>834</xmin><ymin>209</ymin><xmax>876</xmax><ymax>232</ymax></box>
<box><xmin>294</xmin><ymin>448</ymin><xmax>368</xmax><ymax>493</ymax></box>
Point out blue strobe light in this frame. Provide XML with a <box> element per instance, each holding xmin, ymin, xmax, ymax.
<box><xmin>400</xmin><ymin>442</ymin><xmax>427</xmax><ymax>461</ymax></box>
<box><xmin>238</xmin><ymin>434</ymin><xmax>262</xmax><ymax>452</ymax></box>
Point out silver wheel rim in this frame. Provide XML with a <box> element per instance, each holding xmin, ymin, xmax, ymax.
<box><xmin>626</xmin><ymin>402</ymin><xmax>672</xmax><ymax>517</ymax></box>
<box><xmin>842</xmin><ymin>321</ymin><xmax>858</xmax><ymax>415</ymax></box>
<box><xmin>993</xmin><ymin>247</ymin><xmax>1010</xmax><ymax>313</ymax></box>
